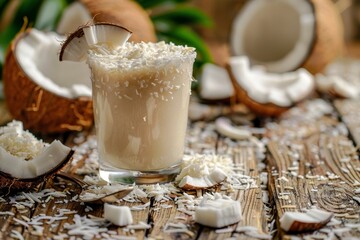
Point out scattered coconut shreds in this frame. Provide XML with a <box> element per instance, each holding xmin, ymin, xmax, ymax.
<box><xmin>10</xmin><ymin>230</ymin><xmax>24</xmax><ymax>240</ymax></box>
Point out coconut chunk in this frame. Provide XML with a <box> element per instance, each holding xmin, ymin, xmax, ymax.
<box><xmin>104</xmin><ymin>204</ymin><xmax>133</xmax><ymax>226</ymax></box>
<box><xmin>215</xmin><ymin>117</ymin><xmax>252</xmax><ymax>140</ymax></box>
<box><xmin>316</xmin><ymin>74</ymin><xmax>359</xmax><ymax>98</ymax></box>
<box><xmin>199</xmin><ymin>63</ymin><xmax>234</xmax><ymax>101</ymax></box>
<box><xmin>280</xmin><ymin>208</ymin><xmax>333</xmax><ymax>233</ymax></box>
<box><xmin>194</xmin><ymin>198</ymin><xmax>242</xmax><ymax>228</ymax></box>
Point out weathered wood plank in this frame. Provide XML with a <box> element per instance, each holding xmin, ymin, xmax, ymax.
<box><xmin>267</xmin><ymin>99</ymin><xmax>360</xmax><ymax>239</ymax></box>
<box><xmin>334</xmin><ymin>99</ymin><xmax>360</xmax><ymax>146</ymax></box>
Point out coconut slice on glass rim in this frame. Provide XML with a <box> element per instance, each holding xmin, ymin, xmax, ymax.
<box><xmin>227</xmin><ymin>56</ymin><xmax>315</xmax><ymax>117</ymax></box>
<box><xmin>230</xmin><ymin>0</ymin><xmax>343</xmax><ymax>74</ymax></box>
<box><xmin>60</xmin><ymin>23</ymin><xmax>132</xmax><ymax>62</ymax></box>
<box><xmin>3</xmin><ymin>28</ymin><xmax>93</xmax><ymax>133</ymax></box>
<box><xmin>0</xmin><ymin>121</ymin><xmax>73</xmax><ymax>190</ymax></box>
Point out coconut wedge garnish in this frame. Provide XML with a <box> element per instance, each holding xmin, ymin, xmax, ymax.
<box><xmin>3</xmin><ymin>29</ymin><xmax>93</xmax><ymax>133</ymax></box>
<box><xmin>199</xmin><ymin>63</ymin><xmax>234</xmax><ymax>101</ymax></box>
<box><xmin>227</xmin><ymin>56</ymin><xmax>314</xmax><ymax>117</ymax></box>
<box><xmin>60</xmin><ymin>23</ymin><xmax>132</xmax><ymax>62</ymax></box>
<box><xmin>0</xmin><ymin>121</ymin><xmax>73</xmax><ymax>189</ymax></box>
<box><xmin>230</xmin><ymin>0</ymin><xmax>343</xmax><ymax>74</ymax></box>
<box><xmin>280</xmin><ymin>208</ymin><xmax>333</xmax><ymax>233</ymax></box>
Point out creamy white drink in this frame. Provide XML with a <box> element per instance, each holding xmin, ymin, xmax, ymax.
<box><xmin>87</xmin><ymin>42</ymin><xmax>196</xmax><ymax>183</ymax></box>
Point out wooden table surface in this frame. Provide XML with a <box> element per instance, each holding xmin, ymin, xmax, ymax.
<box><xmin>0</xmin><ymin>97</ymin><xmax>360</xmax><ymax>240</ymax></box>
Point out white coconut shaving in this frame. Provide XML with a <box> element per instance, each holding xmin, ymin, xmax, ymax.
<box><xmin>0</xmin><ymin>120</ymin><xmax>47</xmax><ymax>160</ymax></box>
<box><xmin>175</xmin><ymin>154</ymin><xmax>233</xmax><ymax>189</ymax></box>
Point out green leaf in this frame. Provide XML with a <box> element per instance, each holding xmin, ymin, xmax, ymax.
<box><xmin>136</xmin><ymin>0</ymin><xmax>188</xmax><ymax>9</ymax></box>
<box><xmin>35</xmin><ymin>0</ymin><xmax>67</xmax><ymax>31</ymax></box>
<box><xmin>155</xmin><ymin>23</ymin><xmax>213</xmax><ymax>63</ymax></box>
<box><xmin>12</xmin><ymin>0</ymin><xmax>44</xmax><ymax>26</ymax></box>
<box><xmin>151</xmin><ymin>6</ymin><xmax>212</xmax><ymax>27</ymax></box>
<box><xmin>0</xmin><ymin>0</ymin><xmax>8</xmax><ymax>15</ymax></box>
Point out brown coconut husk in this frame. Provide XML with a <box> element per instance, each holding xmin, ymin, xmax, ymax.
<box><xmin>0</xmin><ymin>150</ymin><xmax>74</xmax><ymax>191</ymax></box>
<box><xmin>3</xmin><ymin>29</ymin><xmax>94</xmax><ymax>134</ymax></box>
<box><xmin>226</xmin><ymin>64</ymin><xmax>288</xmax><ymax>117</ymax></box>
<box><xmin>80</xmin><ymin>0</ymin><xmax>156</xmax><ymax>43</ymax></box>
<box><xmin>301</xmin><ymin>0</ymin><xmax>344</xmax><ymax>74</ymax></box>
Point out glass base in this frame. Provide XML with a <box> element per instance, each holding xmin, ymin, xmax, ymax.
<box><xmin>99</xmin><ymin>163</ymin><xmax>181</xmax><ymax>184</ymax></box>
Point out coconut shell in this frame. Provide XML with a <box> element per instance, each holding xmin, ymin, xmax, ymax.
<box><xmin>0</xmin><ymin>150</ymin><xmax>74</xmax><ymax>191</ymax></box>
<box><xmin>301</xmin><ymin>0</ymin><xmax>344</xmax><ymax>74</ymax></box>
<box><xmin>80</xmin><ymin>0</ymin><xmax>156</xmax><ymax>43</ymax></box>
<box><xmin>3</xmin><ymin>29</ymin><xmax>94</xmax><ymax>134</ymax></box>
<box><xmin>226</xmin><ymin>64</ymin><xmax>288</xmax><ymax>117</ymax></box>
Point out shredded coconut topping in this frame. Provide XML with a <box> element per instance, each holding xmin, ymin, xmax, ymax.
<box><xmin>0</xmin><ymin>120</ymin><xmax>47</xmax><ymax>160</ymax></box>
<box><xmin>88</xmin><ymin>41</ymin><xmax>196</xmax><ymax>71</ymax></box>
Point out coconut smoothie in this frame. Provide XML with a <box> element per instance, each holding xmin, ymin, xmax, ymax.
<box><xmin>87</xmin><ymin>42</ymin><xmax>196</xmax><ymax>182</ymax></box>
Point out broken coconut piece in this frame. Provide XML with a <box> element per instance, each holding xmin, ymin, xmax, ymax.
<box><xmin>215</xmin><ymin>117</ymin><xmax>252</xmax><ymax>140</ymax></box>
<box><xmin>195</xmin><ymin>198</ymin><xmax>242</xmax><ymax>228</ymax></box>
<box><xmin>227</xmin><ymin>56</ymin><xmax>314</xmax><ymax>116</ymax></box>
<box><xmin>175</xmin><ymin>155</ymin><xmax>232</xmax><ymax>190</ymax></box>
<box><xmin>230</xmin><ymin>0</ymin><xmax>343</xmax><ymax>74</ymax></box>
<box><xmin>60</xmin><ymin>23</ymin><xmax>132</xmax><ymax>62</ymax></box>
<box><xmin>199</xmin><ymin>63</ymin><xmax>234</xmax><ymax>101</ymax></box>
<box><xmin>104</xmin><ymin>204</ymin><xmax>133</xmax><ymax>226</ymax></box>
<box><xmin>0</xmin><ymin>121</ymin><xmax>73</xmax><ymax>189</ymax></box>
<box><xmin>280</xmin><ymin>208</ymin><xmax>333</xmax><ymax>233</ymax></box>
<box><xmin>316</xmin><ymin>74</ymin><xmax>360</xmax><ymax>99</ymax></box>
<box><xmin>3</xmin><ymin>29</ymin><xmax>93</xmax><ymax>133</ymax></box>
<box><xmin>56</xmin><ymin>0</ymin><xmax>156</xmax><ymax>43</ymax></box>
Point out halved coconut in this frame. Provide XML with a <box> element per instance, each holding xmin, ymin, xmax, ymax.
<box><xmin>3</xmin><ymin>29</ymin><xmax>93</xmax><ymax>133</ymax></box>
<box><xmin>57</xmin><ymin>0</ymin><xmax>156</xmax><ymax>43</ymax></box>
<box><xmin>227</xmin><ymin>56</ymin><xmax>315</xmax><ymax>117</ymax></box>
<box><xmin>230</xmin><ymin>0</ymin><xmax>344</xmax><ymax>74</ymax></box>
<box><xmin>0</xmin><ymin>121</ymin><xmax>73</xmax><ymax>189</ymax></box>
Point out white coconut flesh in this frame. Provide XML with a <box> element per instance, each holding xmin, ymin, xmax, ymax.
<box><xmin>0</xmin><ymin>121</ymin><xmax>71</xmax><ymax>179</ymax></box>
<box><xmin>280</xmin><ymin>208</ymin><xmax>333</xmax><ymax>232</ymax></box>
<box><xmin>15</xmin><ymin>29</ymin><xmax>92</xmax><ymax>99</ymax></box>
<box><xmin>199</xmin><ymin>63</ymin><xmax>234</xmax><ymax>100</ymax></box>
<box><xmin>60</xmin><ymin>23</ymin><xmax>132</xmax><ymax>62</ymax></box>
<box><xmin>231</xmin><ymin>0</ymin><xmax>316</xmax><ymax>73</ymax></box>
<box><xmin>229</xmin><ymin>56</ymin><xmax>314</xmax><ymax>107</ymax></box>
